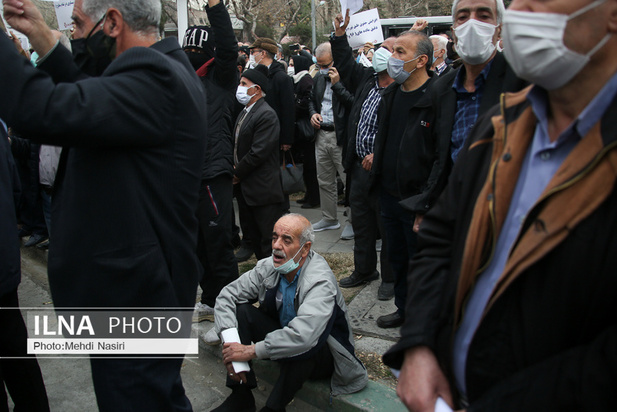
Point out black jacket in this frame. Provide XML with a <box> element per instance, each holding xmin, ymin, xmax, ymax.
<box><xmin>234</xmin><ymin>98</ymin><xmax>284</xmax><ymax>206</ymax></box>
<box><xmin>371</xmin><ymin>77</ymin><xmax>435</xmax><ymax>198</ymax></box>
<box><xmin>384</xmin><ymin>88</ymin><xmax>617</xmax><ymax>410</ymax></box>
<box><xmin>330</xmin><ymin>33</ymin><xmax>379</xmax><ymax>171</ymax></box>
<box><xmin>399</xmin><ymin>52</ymin><xmax>527</xmax><ymax>214</ymax></box>
<box><xmin>265</xmin><ymin>60</ymin><xmax>295</xmax><ymax>146</ymax></box>
<box><xmin>0</xmin><ymin>35</ymin><xmax>207</xmax><ymax>309</ymax></box>
<box><xmin>198</xmin><ymin>2</ymin><xmax>238</xmax><ymax>180</ymax></box>
<box><xmin>0</xmin><ymin>123</ymin><xmax>21</xmax><ymax>296</ymax></box>
<box><xmin>309</xmin><ymin>73</ymin><xmax>353</xmax><ymax>146</ymax></box>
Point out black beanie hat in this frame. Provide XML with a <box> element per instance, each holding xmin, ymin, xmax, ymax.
<box><xmin>182</xmin><ymin>26</ymin><xmax>215</xmax><ymax>59</ymax></box>
<box><xmin>291</xmin><ymin>55</ymin><xmax>311</xmax><ymax>74</ymax></box>
<box><xmin>242</xmin><ymin>64</ymin><xmax>269</xmax><ymax>93</ymax></box>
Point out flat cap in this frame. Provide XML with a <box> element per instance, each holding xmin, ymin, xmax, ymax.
<box><xmin>249</xmin><ymin>38</ymin><xmax>278</xmax><ymax>55</ymax></box>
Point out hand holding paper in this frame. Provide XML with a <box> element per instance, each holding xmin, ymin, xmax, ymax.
<box><xmin>220</xmin><ymin>328</ymin><xmax>251</xmax><ymax>375</ymax></box>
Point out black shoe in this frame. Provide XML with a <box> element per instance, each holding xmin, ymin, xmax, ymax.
<box><xmin>300</xmin><ymin>202</ymin><xmax>319</xmax><ymax>209</ymax></box>
<box><xmin>235</xmin><ymin>246</ymin><xmax>254</xmax><ymax>262</ymax></box>
<box><xmin>211</xmin><ymin>387</ymin><xmax>255</xmax><ymax>412</ymax></box>
<box><xmin>339</xmin><ymin>271</ymin><xmax>379</xmax><ymax>288</ymax></box>
<box><xmin>296</xmin><ymin>197</ymin><xmax>308</xmax><ymax>204</ymax></box>
<box><xmin>377</xmin><ymin>282</ymin><xmax>394</xmax><ymax>301</ymax></box>
<box><xmin>376</xmin><ymin>311</ymin><xmax>404</xmax><ymax>328</ymax></box>
<box><xmin>24</xmin><ymin>234</ymin><xmax>48</xmax><ymax>247</ymax></box>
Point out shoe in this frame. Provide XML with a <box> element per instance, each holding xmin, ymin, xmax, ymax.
<box><xmin>24</xmin><ymin>234</ymin><xmax>48</xmax><ymax>247</ymax></box>
<box><xmin>377</xmin><ymin>282</ymin><xmax>394</xmax><ymax>301</ymax></box>
<box><xmin>296</xmin><ymin>197</ymin><xmax>308</xmax><ymax>204</ymax></box>
<box><xmin>192</xmin><ymin>302</ymin><xmax>215</xmax><ymax>323</ymax></box>
<box><xmin>235</xmin><ymin>246</ymin><xmax>254</xmax><ymax>262</ymax></box>
<box><xmin>201</xmin><ymin>328</ymin><xmax>221</xmax><ymax>346</ymax></box>
<box><xmin>339</xmin><ymin>271</ymin><xmax>379</xmax><ymax>288</ymax></box>
<box><xmin>312</xmin><ymin>219</ymin><xmax>340</xmax><ymax>232</ymax></box>
<box><xmin>300</xmin><ymin>202</ymin><xmax>319</xmax><ymax>209</ymax></box>
<box><xmin>36</xmin><ymin>239</ymin><xmax>50</xmax><ymax>250</ymax></box>
<box><xmin>211</xmin><ymin>387</ymin><xmax>255</xmax><ymax>412</ymax></box>
<box><xmin>376</xmin><ymin>311</ymin><xmax>404</xmax><ymax>328</ymax></box>
<box><xmin>340</xmin><ymin>223</ymin><xmax>354</xmax><ymax>240</ymax></box>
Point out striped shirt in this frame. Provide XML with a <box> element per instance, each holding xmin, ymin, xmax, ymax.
<box><xmin>355</xmin><ymin>76</ymin><xmax>384</xmax><ymax>159</ymax></box>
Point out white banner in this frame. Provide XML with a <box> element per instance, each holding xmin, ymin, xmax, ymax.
<box><xmin>345</xmin><ymin>9</ymin><xmax>383</xmax><ymax>50</ymax></box>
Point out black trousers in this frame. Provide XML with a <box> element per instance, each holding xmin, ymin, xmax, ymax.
<box><xmin>349</xmin><ymin>162</ymin><xmax>394</xmax><ymax>282</ymax></box>
<box><xmin>0</xmin><ymin>289</ymin><xmax>49</xmax><ymax>412</ymax></box>
<box><xmin>196</xmin><ymin>175</ymin><xmax>239</xmax><ymax>307</ymax></box>
<box><xmin>235</xmin><ymin>186</ymin><xmax>282</xmax><ymax>260</ymax></box>
<box><xmin>230</xmin><ymin>304</ymin><xmax>335</xmax><ymax>410</ymax></box>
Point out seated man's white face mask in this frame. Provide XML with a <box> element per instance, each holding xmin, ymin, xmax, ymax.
<box><xmin>272</xmin><ymin>243</ymin><xmax>305</xmax><ymax>274</ymax></box>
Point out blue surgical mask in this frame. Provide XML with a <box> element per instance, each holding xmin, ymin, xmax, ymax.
<box><xmin>272</xmin><ymin>243</ymin><xmax>306</xmax><ymax>275</ymax></box>
<box><xmin>372</xmin><ymin>47</ymin><xmax>392</xmax><ymax>73</ymax></box>
<box><xmin>319</xmin><ymin>68</ymin><xmax>329</xmax><ymax>75</ymax></box>
<box><xmin>386</xmin><ymin>55</ymin><xmax>420</xmax><ymax>84</ymax></box>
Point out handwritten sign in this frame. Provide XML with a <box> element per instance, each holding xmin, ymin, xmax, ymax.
<box><xmin>53</xmin><ymin>0</ymin><xmax>75</xmax><ymax>31</ymax></box>
<box><xmin>345</xmin><ymin>9</ymin><xmax>383</xmax><ymax>50</ymax></box>
<box><xmin>340</xmin><ymin>0</ymin><xmax>363</xmax><ymax>16</ymax></box>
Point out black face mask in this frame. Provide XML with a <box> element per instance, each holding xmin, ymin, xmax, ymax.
<box><xmin>186</xmin><ymin>52</ymin><xmax>210</xmax><ymax>71</ymax></box>
<box><xmin>70</xmin><ymin>17</ymin><xmax>116</xmax><ymax>77</ymax></box>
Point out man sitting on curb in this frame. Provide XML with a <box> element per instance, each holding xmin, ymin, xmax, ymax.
<box><xmin>209</xmin><ymin>213</ymin><xmax>368</xmax><ymax>412</ymax></box>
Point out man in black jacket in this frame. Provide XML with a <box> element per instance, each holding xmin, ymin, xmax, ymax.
<box><xmin>1</xmin><ymin>0</ymin><xmax>206</xmax><ymax>409</ymax></box>
<box><xmin>384</xmin><ymin>0</ymin><xmax>617</xmax><ymax>410</ymax></box>
<box><xmin>370</xmin><ymin>30</ymin><xmax>435</xmax><ymax>329</ymax></box>
<box><xmin>330</xmin><ymin>13</ymin><xmax>396</xmax><ymax>300</ymax></box>
<box><xmin>182</xmin><ymin>0</ymin><xmax>239</xmax><ymax>325</ymax></box>
<box><xmin>401</xmin><ymin>0</ymin><xmax>526</xmax><ymax>231</ymax></box>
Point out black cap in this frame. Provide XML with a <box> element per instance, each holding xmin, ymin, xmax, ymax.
<box><xmin>182</xmin><ymin>26</ymin><xmax>215</xmax><ymax>58</ymax></box>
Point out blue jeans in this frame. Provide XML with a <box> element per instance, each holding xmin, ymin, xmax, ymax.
<box><xmin>379</xmin><ymin>189</ymin><xmax>418</xmax><ymax>315</ymax></box>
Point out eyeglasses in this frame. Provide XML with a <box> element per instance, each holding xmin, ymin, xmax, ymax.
<box><xmin>317</xmin><ymin>61</ymin><xmax>333</xmax><ymax>69</ymax></box>
<box><xmin>250</xmin><ymin>49</ymin><xmax>264</xmax><ymax>55</ymax></box>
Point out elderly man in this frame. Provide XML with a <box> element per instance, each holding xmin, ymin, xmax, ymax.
<box><xmin>400</xmin><ymin>0</ymin><xmax>526</xmax><ymax>232</ymax></box>
<box><xmin>1</xmin><ymin>0</ymin><xmax>206</xmax><ymax>410</ymax></box>
<box><xmin>384</xmin><ymin>0</ymin><xmax>617</xmax><ymax>410</ymax></box>
<box><xmin>430</xmin><ymin>34</ymin><xmax>451</xmax><ymax>76</ymax></box>
<box><xmin>211</xmin><ymin>213</ymin><xmax>368</xmax><ymax>412</ymax></box>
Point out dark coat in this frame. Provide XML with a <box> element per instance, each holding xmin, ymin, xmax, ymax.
<box><xmin>399</xmin><ymin>52</ymin><xmax>527</xmax><ymax>214</ymax></box>
<box><xmin>0</xmin><ymin>123</ymin><xmax>21</xmax><ymax>296</ymax></box>
<box><xmin>265</xmin><ymin>60</ymin><xmax>295</xmax><ymax>146</ymax></box>
<box><xmin>198</xmin><ymin>2</ymin><xmax>238</xmax><ymax>180</ymax></box>
<box><xmin>309</xmin><ymin>73</ymin><xmax>353</xmax><ymax>146</ymax></box>
<box><xmin>234</xmin><ymin>98</ymin><xmax>284</xmax><ymax>206</ymax></box>
<box><xmin>0</xmin><ymin>35</ymin><xmax>207</xmax><ymax>309</ymax></box>
<box><xmin>384</xmin><ymin>88</ymin><xmax>617</xmax><ymax>410</ymax></box>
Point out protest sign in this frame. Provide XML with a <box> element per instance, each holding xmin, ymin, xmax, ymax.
<box><xmin>345</xmin><ymin>9</ymin><xmax>383</xmax><ymax>50</ymax></box>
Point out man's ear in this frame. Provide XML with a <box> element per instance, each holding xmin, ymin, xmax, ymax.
<box><xmin>301</xmin><ymin>242</ymin><xmax>311</xmax><ymax>258</ymax></box>
<box><xmin>494</xmin><ymin>24</ymin><xmax>502</xmax><ymax>44</ymax></box>
<box><xmin>103</xmin><ymin>8</ymin><xmax>123</xmax><ymax>38</ymax></box>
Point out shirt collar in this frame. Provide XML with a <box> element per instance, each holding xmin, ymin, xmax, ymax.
<box><xmin>528</xmin><ymin>70</ymin><xmax>617</xmax><ymax>142</ymax></box>
<box><xmin>452</xmin><ymin>59</ymin><xmax>493</xmax><ymax>94</ymax></box>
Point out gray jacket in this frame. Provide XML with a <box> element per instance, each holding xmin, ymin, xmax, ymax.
<box><xmin>215</xmin><ymin>250</ymin><xmax>368</xmax><ymax>396</ymax></box>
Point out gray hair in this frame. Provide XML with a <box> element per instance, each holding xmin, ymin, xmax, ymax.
<box><xmin>430</xmin><ymin>35</ymin><xmax>448</xmax><ymax>52</ymax></box>
<box><xmin>314</xmin><ymin>42</ymin><xmax>332</xmax><ymax>59</ymax></box>
<box><xmin>285</xmin><ymin>213</ymin><xmax>315</xmax><ymax>245</ymax></box>
<box><xmin>451</xmin><ymin>0</ymin><xmax>505</xmax><ymax>24</ymax></box>
<box><xmin>82</xmin><ymin>0</ymin><xmax>161</xmax><ymax>35</ymax></box>
<box><xmin>399</xmin><ymin>30</ymin><xmax>433</xmax><ymax>74</ymax></box>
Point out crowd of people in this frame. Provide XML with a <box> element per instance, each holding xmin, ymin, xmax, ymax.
<box><xmin>1</xmin><ymin>0</ymin><xmax>617</xmax><ymax>410</ymax></box>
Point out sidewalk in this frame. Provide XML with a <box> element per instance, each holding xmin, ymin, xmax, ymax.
<box><xmin>15</xmin><ymin>199</ymin><xmax>405</xmax><ymax>411</ymax></box>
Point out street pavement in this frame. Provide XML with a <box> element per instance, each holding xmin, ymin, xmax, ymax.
<box><xmin>13</xmin><ymin>199</ymin><xmax>404</xmax><ymax>411</ymax></box>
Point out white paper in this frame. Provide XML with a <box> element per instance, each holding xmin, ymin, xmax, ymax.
<box><xmin>435</xmin><ymin>397</ymin><xmax>453</xmax><ymax>412</ymax></box>
<box><xmin>339</xmin><ymin>0</ymin><xmax>363</xmax><ymax>16</ymax></box>
<box><xmin>53</xmin><ymin>1</ymin><xmax>76</xmax><ymax>31</ymax></box>
<box><xmin>220</xmin><ymin>328</ymin><xmax>251</xmax><ymax>374</ymax></box>
<box><xmin>345</xmin><ymin>9</ymin><xmax>383</xmax><ymax>50</ymax></box>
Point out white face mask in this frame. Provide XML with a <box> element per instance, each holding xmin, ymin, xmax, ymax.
<box><xmin>453</xmin><ymin>19</ymin><xmax>498</xmax><ymax>65</ymax></box>
<box><xmin>372</xmin><ymin>47</ymin><xmax>392</xmax><ymax>73</ymax></box>
<box><xmin>287</xmin><ymin>65</ymin><xmax>295</xmax><ymax>76</ymax></box>
<box><xmin>502</xmin><ymin>1</ymin><xmax>611</xmax><ymax>90</ymax></box>
<box><xmin>236</xmin><ymin>85</ymin><xmax>257</xmax><ymax>106</ymax></box>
